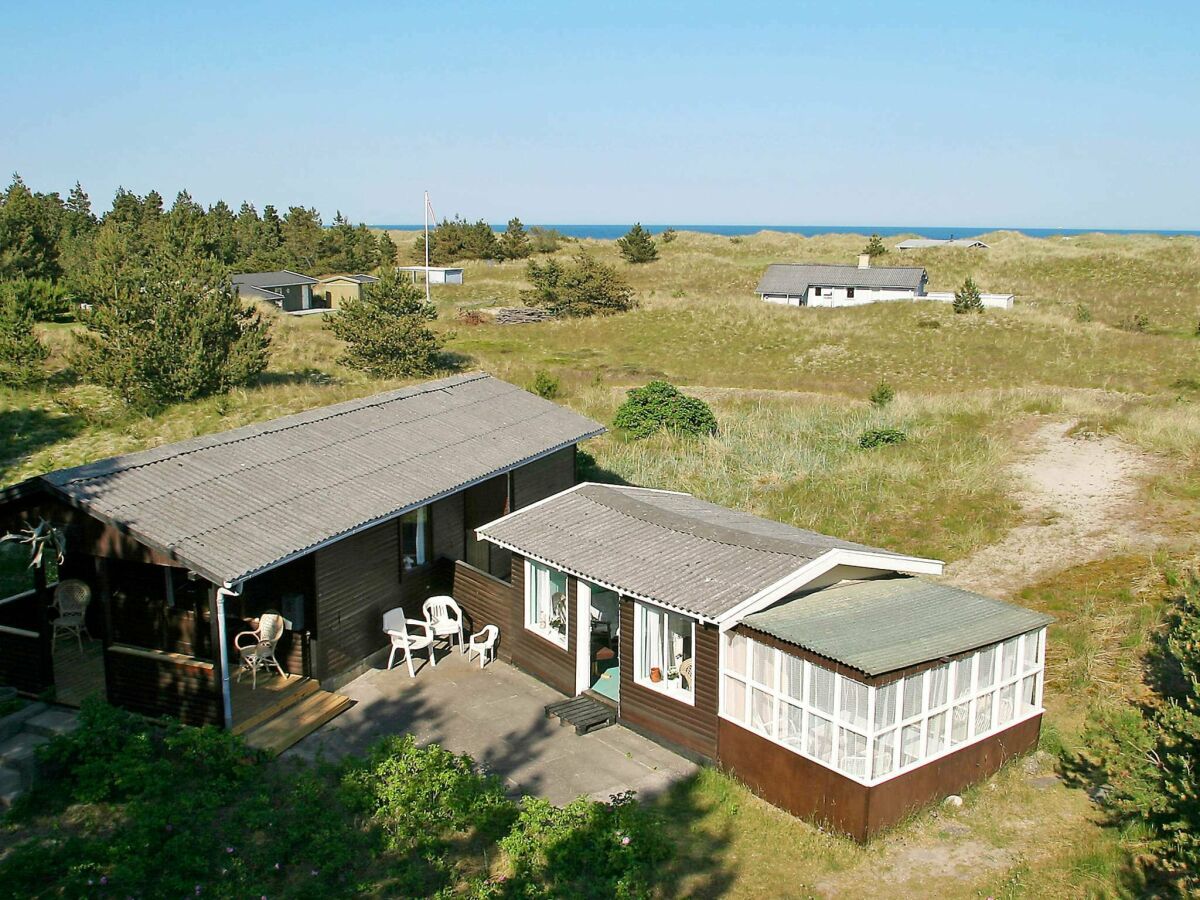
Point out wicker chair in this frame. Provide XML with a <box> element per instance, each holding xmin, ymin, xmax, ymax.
<box><xmin>51</xmin><ymin>580</ymin><xmax>92</xmax><ymax>653</ymax></box>
<box><xmin>234</xmin><ymin>612</ymin><xmax>287</xmax><ymax>689</ymax></box>
<box><xmin>679</xmin><ymin>658</ymin><xmax>694</xmax><ymax>692</ymax></box>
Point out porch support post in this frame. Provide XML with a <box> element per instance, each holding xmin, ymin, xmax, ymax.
<box><xmin>32</xmin><ymin>562</ymin><xmax>54</xmax><ymax>692</ymax></box>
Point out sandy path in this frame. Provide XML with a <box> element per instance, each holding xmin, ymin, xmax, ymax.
<box><xmin>944</xmin><ymin>419</ymin><xmax>1159</xmax><ymax>598</ymax></box>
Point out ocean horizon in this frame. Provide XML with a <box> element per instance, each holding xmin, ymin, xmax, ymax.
<box><xmin>374</xmin><ymin>223</ymin><xmax>1200</xmax><ymax>240</ymax></box>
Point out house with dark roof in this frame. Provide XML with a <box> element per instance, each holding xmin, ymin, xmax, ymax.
<box><xmin>756</xmin><ymin>255</ymin><xmax>928</xmax><ymax>308</ymax></box>
<box><xmin>232</xmin><ymin>270</ymin><xmax>320</xmax><ymax>313</ymax></box>
<box><xmin>459</xmin><ymin>482</ymin><xmax>1051</xmax><ymax>840</ymax></box>
<box><xmin>314</xmin><ymin>273</ymin><xmax>379</xmax><ymax>309</ymax></box>
<box><xmin>0</xmin><ymin>374</ymin><xmax>602</xmax><ymax>742</ymax></box>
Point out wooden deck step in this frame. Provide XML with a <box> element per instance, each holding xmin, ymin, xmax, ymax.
<box><xmin>242</xmin><ymin>690</ymin><xmax>355</xmax><ymax>756</ymax></box>
<box><xmin>232</xmin><ymin>678</ymin><xmax>321</xmax><ymax>736</ymax></box>
<box><xmin>545</xmin><ymin>694</ymin><xmax>616</xmax><ymax>735</ymax></box>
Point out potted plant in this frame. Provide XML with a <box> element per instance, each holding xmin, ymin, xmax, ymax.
<box><xmin>666</xmin><ymin>666</ymin><xmax>680</xmax><ymax>683</ymax></box>
<box><xmin>649</xmin><ymin>666</ymin><xmax>663</xmax><ymax>683</ymax></box>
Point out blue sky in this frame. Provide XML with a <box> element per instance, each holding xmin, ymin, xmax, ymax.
<box><xmin>3</xmin><ymin>1</ymin><xmax>1196</xmax><ymax>228</ymax></box>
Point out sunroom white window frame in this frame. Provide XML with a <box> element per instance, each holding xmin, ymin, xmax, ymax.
<box><xmin>524</xmin><ymin>558</ymin><xmax>569</xmax><ymax>649</ymax></box>
<box><xmin>632</xmin><ymin>599</ymin><xmax>696</xmax><ymax>706</ymax></box>
<box><xmin>719</xmin><ymin>627</ymin><xmax>1047</xmax><ymax>787</ymax></box>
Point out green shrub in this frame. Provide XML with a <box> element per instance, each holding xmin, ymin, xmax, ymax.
<box><xmin>952</xmin><ymin>276</ymin><xmax>983</xmax><ymax>314</ymax></box>
<box><xmin>524</xmin><ymin>251</ymin><xmax>636</xmax><ymax>317</ymax></box>
<box><xmin>862</xmin><ymin>233</ymin><xmax>888</xmax><ymax>259</ymax></box>
<box><xmin>868</xmin><ymin>379</ymin><xmax>895</xmax><ymax>408</ymax></box>
<box><xmin>1076</xmin><ymin>303</ymin><xmax>1093</xmax><ymax>323</ymax></box>
<box><xmin>916</xmin><ymin>316</ymin><xmax>941</xmax><ymax>329</ymax></box>
<box><xmin>660</xmin><ymin>227</ymin><xmax>677</xmax><ymax>244</ymax></box>
<box><xmin>531</xmin><ymin>369</ymin><xmax>560</xmax><ymax>400</ymax></box>
<box><xmin>0</xmin><ymin>283</ymin><xmax>48</xmax><ymax>386</ymax></box>
<box><xmin>500</xmin><ymin>791</ymin><xmax>669</xmax><ymax>899</ymax></box>
<box><xmin>340</xmin><ymin>735</ymin><xmax>515</xmax><ymax>851</ymax></box>
<box><xmin>1120</xmin><ymin>311</ymin><xmax>1150</xmax><ymax>333</ymax></box>
<box><xmin>612</xmin><ymin>381</ymin><xmax>717</xmax><ymax>439</ymax></box>
<box><xmin>858</xmin><ymin>427</ymin><xmax>906</xmax><ymax>449</ymax></box>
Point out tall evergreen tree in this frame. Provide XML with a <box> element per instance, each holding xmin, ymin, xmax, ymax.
<box><xmin>206</xmin><ymin>200</ymin><xmax>238</xmax><ymax>264</ymax></box>
<box><xmin>499</xmin><ymin>217</ymin><xmax>531</xmax><ymax>260</ymax></box>
<box><xmin>0</xmin><ymin>281</ymin><xmax>49</xmax><ymax>385</ymax></box>
<box><xmin>0</xmin><ymin>175</ymin><xmax>62</xmax><ymax>281</ymax></box>
<box><xmin>282</xmin><ymin>206</ymin><xmax>323</xmax><ymax>271</ymax></box>
<box><xmin>73</xmin><ymin>253</ymin><xmax>271</xmax><ymax>409</ymax></box>
<box><xmin>616</xmin><ymin>223</ymin><xmax>658</xmax><ymax>264</ymax></box>
<box><xmin>326</xmin><ymin>268</ymin><xmax>442</xmax><ymax>377</ymax></box>
<box><xmin>376</xmin><ymin>231</ymin><xmax>397</xmax><ymax>268</ymax></box>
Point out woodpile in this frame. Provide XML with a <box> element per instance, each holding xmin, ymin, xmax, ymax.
<box><xmin>494</xmin><ymin>306</ymin><xmax>554</xmax><ymax>325</ymax></box>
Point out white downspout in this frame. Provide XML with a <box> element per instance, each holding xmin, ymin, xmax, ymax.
<box><xmin>216</xmin><ymin>583</ymin><xmax>240</xmax><ymax>729</ymax></box>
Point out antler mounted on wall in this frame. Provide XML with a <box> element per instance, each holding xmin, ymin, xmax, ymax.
<box><xmin>0</xmin><ymin>518</ymin><xmax>66</xmax><ymax>570</ymax></box>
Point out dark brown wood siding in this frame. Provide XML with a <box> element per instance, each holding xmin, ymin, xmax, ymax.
<box><xmin>508</xmin><ymin>559</ymin><xmax>575</xmax><ymax>696</ymax></box>
<box><xmin>312</xmin><ymin>520</ymin><xmax>401</xmax><ymax>681</ymax></box>
<box><xmin>718</xmin><ymin>714</ymin><xmax>1042</xmax><ymax>841</ymax></box>
<box><xmin>511</xmin><ymin>446</ymin><xmax>575</xmax><ymax>509</ymax></box>
<box><xmin>451</xmin><ymin>560</ymin><xmax>519</xmax><ymax>654</ymax></box>
<box><xmin>618</xmin><ymin>600</ymin><xmax>719</xmax><ymax>760</ymax></box>
<box><xmin>104</xmin><ymin>646</ymin><xmax>222</xmax><ymax>727</ymax></box>
<box><xmin>431</xmin><ymin>493</ymin><xmax>465</xmax><ymax>561</ymax></box>
<box><xmin>0</xmin><ymin>589</ymin><xmax>53</xmax><ymax>695</ymax></box>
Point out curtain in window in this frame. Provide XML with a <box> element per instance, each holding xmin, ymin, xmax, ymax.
<box><xmin>874</xmin><ymin>681</ymin><xmax>898</xmax><ymax>730</ymax></box>
<box><xmin>954</xmin><ymin>656</ymin><xmax>973</xmax><ymax>700</ymax></box>
<box><xmin>840</xmin><ymin>678</ymin><xmax>868</xmax><ymax>731</ymax></box>
<box><xmin>902</xmin><ymin>672</ymin><xmax>925</xmax><ymax>721</ymax></box>
<box><xmin>809</xmin><ymin>666</ymin><xmax>835</xmax><ymax>715</ymax></box>
<box><xmin>928</xmin><ymin>665</ymin><xmax>949</xmax><ymax>708</ymax></box>
<box><xmin>873</xmin><ymin>729</ymin><xmax>896</xmax><ymax>778</ymax></box>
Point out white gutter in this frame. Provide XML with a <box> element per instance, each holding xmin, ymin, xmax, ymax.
<box><xmin>216</xmin><ymin>583</ymin><xmax>240</xmax><ymax>729</ymax></box>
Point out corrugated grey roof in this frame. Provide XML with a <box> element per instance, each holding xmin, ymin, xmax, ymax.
<box><xmin>232</xmin><ymin>270</ymin><xmax>319</xmax><ymax>287</ymax></box>
<box><xmin>40</xmin><ymin>374</ymin><xmax>604</xmax><ymax>586</ymax></box>
<box><xmin>477</xmin><ymin>484</ymin><xmax>910</xmax><ymax>619</ymax></box>
<box><xmin>896</xmin><ymin>239</ymin><xmax>989</xmax><ymax>249</ymax></box>
<box><xmin>755</xmin><ymin>263</ymin><xmax>926</xmax><ymax>295</ymax></box>
<box><xmin>741</xmin><ymin>577</ymin><xmax>1053</xmax><ymax>676</ymax></box>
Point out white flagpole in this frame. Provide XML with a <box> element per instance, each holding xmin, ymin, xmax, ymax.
<box><xmin>423</xmin><ymin>190</ymin><xmax>431</xmax><ymax>304</ymax></box>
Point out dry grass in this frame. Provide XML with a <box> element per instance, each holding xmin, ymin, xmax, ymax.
<box><xmin>5</xmin><ymin>229</ymin><xmax>1200</xmax><ymax>897</ymax></box>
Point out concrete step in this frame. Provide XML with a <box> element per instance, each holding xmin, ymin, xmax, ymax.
<box><xmin>0</xmin><ymin>732</ymin><xmax>49</xmax><ymax>790</ymax></box>
<box><xmin>0</xmin><ymin>765</ymin><xmax>23</xmax><ymax>810</ymax></box>
<box><xmin>0</xmin><ymin>701</ymin><xmax>48</xmax><ymax>745</ymax></box>
<box><xmin>24</xmin><ymin>708</ymin><xmax>79</xmax><ymax>740</ymax></box>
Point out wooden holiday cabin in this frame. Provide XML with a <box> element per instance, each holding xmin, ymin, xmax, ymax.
<box><xmin>461</xmin><ymin>483</ymin><xmax>1051</xmax><ymax>841</ymax></box>
<box><xmin>0</xmin><ymin>373</ymin><xmax>603</xmax><ymax>728</ymax></box>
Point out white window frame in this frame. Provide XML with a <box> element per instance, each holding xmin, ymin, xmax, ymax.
<box><xmin>719</xmin><ymin>627</ymin><xmax>1047</xmax><ymax>787</ymax></box>
<box><xmin>633</xmin><ymin>600</ymin><xmax>696</xmax><ymax>705</ymax></box>
<box><xmin>524</xmin><ymin>559</ymin><xmax>569</xmax><ymax>649</ymax></box>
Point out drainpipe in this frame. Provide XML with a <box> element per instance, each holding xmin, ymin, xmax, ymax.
<box><xmin>216</xmin><ymin>583</ymin><xmax>240</xmax><ymax>729</ymax></box>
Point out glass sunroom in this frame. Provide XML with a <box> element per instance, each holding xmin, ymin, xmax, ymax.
<box><xmin>721</xmin><ymin>578</ymin><xmax>1051</xmax><ymax>786</ymax></box>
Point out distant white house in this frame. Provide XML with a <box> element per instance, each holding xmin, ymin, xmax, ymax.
<box><xmin>756</xmin><ymin>255</ymin><xmax>1013</xmax><ymax>309</ymax></box>
<box><xmin>896</xmin><ymin>238</ymin><xmax>990</xmax><ymax>250</ymax></box>
<box><xmin>396</xmin><ymin>265</ymin><xmax>465</xmax><ymax>285</ymax></box>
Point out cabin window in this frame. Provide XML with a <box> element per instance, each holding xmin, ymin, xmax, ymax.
<box><xmin>525</xmin><ymin>560</ymin><xmax>568</xmax><ymax>648</ymax></box>
<box><xmin>634</xmin><ymin>601</ymin><xmax>695</xmax><ymax>702</ymax></box>
<box><xmin>813</xmin><ymin>286</ymin><xmax>823</xmax><ymax>297</ymax></box>
<box><xmin>399</xmin><ymin>506</ymin><xmax>431</xmax><ymax>571</ymax></box>
<box><xmin>846</xmin><ymin>287</ymin><xmax>855</xmax><ymax>299</ymax></box>
<box><xmin>720</xmin><ymin>627</ymin><xmax>1047</xmax><ymax>785</ymax></box>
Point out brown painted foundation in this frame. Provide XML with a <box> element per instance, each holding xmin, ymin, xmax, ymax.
<box><xmin>718</xmin><ymin>714</ymin><xmax>1042</xmax><ymax>842</ymax></box>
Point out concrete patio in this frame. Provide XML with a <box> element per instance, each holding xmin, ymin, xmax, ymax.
<box><xmin>285</xmin><ymin>648</ymin><xmax>698</xmax><ymax>805</ymax></box>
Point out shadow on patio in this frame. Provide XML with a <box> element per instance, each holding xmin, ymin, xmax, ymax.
<box><xmin>284</xmin><ymin>647</ymin><xmax>698</xmax><ymax>806</ymax></box>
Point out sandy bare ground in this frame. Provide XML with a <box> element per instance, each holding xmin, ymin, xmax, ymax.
<box><xmin>944</xmin><ymin>418</ymin><xmax>1161</xmax><ymax>599</ymax></box>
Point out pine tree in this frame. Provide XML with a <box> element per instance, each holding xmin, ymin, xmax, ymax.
<box><xmin>0</xmin><ymin>282</ymin><xmax>49</xmax><ymax>386</ymax></box>
<box><xmin>616</xmin><ymin>223</ymin><xmax>658</xmax><ymax>264</ymax></box>
<box><xmin>282</xmin><ymin>206</ymin><xmax>323</xmax><ymax>271</ymax></box>
<box><xmin>0</xmin><ymin>174</ymin><xmax>61</xmax><ymax>281</ymax></box>
<box><xmin>862</xmin><ymin>233</ymin><xmax>888</xmax><ymax>258</ymax></box>
<box><xmin>206</xmin><ymin>200</ymin><xmax>238</xmax><ymax>264</ymax></box>
<box><xmin>72</xmin><ymin>253</ymin><xmax>271</xmax><ymax>410</ymax></box>
<box><xmin>500</xmin><ymin>217</ymin><xmax>531</xmax><ymax>260</ymax></box>
<box><xmin>524</xmin><ymin>251</ymin><xmax>636</xmax><ymax>317</ymax></box>
<box><xmin>376</xmin><ymin>231</ymin><xmax>397</xmax><ymax>269</ymax></box>
<box><xmin>326</xmin><ymin>268</ymin><xmax>443</xmax><ymax>377</ymax></box>
<box><xmin>953</xmin><ymin>276</ymin><xmax>984</xmax><ymax>314</ymax></box>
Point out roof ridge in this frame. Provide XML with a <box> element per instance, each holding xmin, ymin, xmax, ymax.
<box><xmin>55</xmin><ymin>373</ymin><xmax>494</xmax><ymax>486</ymax></box>
<box><xmin>577</xmin><ymin>484</ymin><xmax>835</xmax><ymax>559</ymax></box>
<box><xmin>768</xmin><ymin>262</ymin><xmax>926</xmax><ymax>271</ymax></box>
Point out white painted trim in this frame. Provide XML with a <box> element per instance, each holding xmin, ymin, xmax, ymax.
<box><xmin>631</xmin><ymin>598</ymin><xmax>696</xmax><ymax>707</ymax></box>
<box><xmin>523</xmin><ymin>558</ymin><xmax>569</xmax><ymax>650</ymax></box>
<box><xmin>715</xmin><ymin>548</ymin><xmax>943</xmax><ymax>629</ymax></box>
<box><xmin>575</xmin><ymin>580</ymin><xmax>591</xmax><ymax>694</ymax></box>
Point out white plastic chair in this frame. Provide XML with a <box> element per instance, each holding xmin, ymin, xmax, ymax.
<box><xmin>234</xmin><ymin>612</ymin><xmax>287</xmax><ymax>689</ymax></box>
<box><xmin>384</xmin><ymin>607</ymin><xmax>437</xmax><ymax>677</ymax></box>
<box><xmin>467</xmin><ymin>625</ymin><xmax>499</xmax><ymax>669</ymax></box>
<box><xmin>51</xmin><ymin>580</ymin><xmax>92</xmax><ymax>653</ymax></box>
<box><xmin>422</xmin><ymin>595</ymin><xmax>465</xmax><ymax>654</ymax></box>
